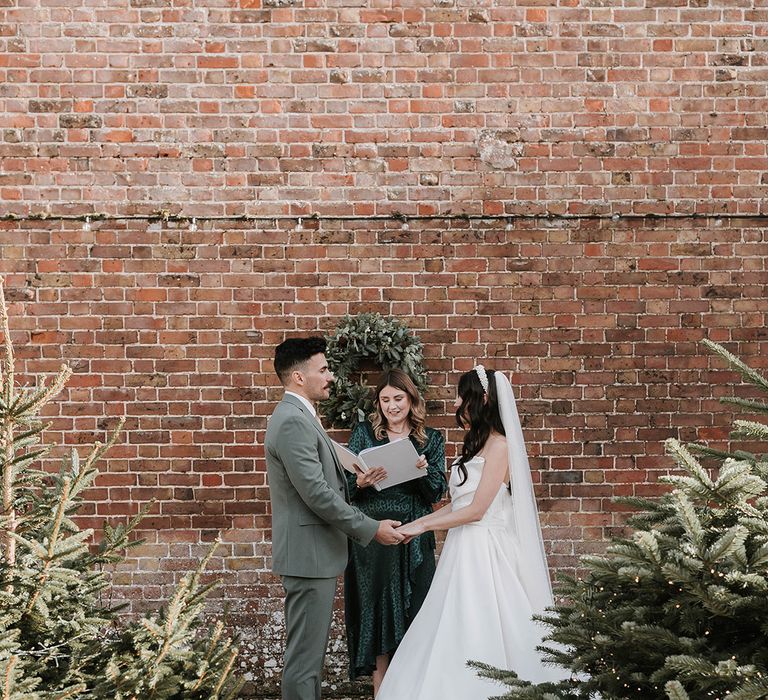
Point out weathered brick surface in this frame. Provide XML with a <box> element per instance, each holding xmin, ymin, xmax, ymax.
<box><xmin>2</xmin><ymin>1</ymin><xmax>768</xmax><ymax>218</ymax></box>
<box><xmin>3</xmin><ymin>1</ymin><xmax>768</xmax><ymax>691</ymax></box>
<box><xmin>1</xmin><ymin>217</ymin><xmax>766</xmax><ymax>692</ymax></box>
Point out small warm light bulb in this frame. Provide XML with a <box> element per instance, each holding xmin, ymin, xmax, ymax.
<box><xmin>189</xmin><ymin>217</ymin><xmax>198</xmax><ymax>232</ymax></box>
<box><xmin>83</xmin><ymin>216</ymin><xmax>91</xmax><ymax>231</ymax></box>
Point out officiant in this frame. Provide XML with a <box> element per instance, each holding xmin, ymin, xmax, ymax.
<box><xmin>344</xmin><ymin>369</ymin><xmax>447</xmax><ymax>695</ymax></box>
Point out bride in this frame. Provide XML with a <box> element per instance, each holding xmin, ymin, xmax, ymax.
<box><xmin>375</xmin><ymin>365</ymin><xmax>566</xmax><ymax>699</ymax></box>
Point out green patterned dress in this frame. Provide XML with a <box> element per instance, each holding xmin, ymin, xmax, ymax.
<box><xmin>344</xmin><ymin>421</ymin><xmax>447</xmax><ymax>680</ymax></box>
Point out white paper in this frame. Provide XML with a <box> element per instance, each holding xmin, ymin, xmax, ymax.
<box><xmin>331</xmin><ymin>438</ymin><xmax>424</xmax><ymax>492</ymax></box>
<box><xmin>332</xmin><ymin>440</ymin><xmax>365</xmax><ymax>475</ymax></box>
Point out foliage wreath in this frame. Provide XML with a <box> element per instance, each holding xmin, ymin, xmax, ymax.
<box><xmin>320</xmin><ymin>313</ymin><xmax>428</xmax><ymax>429</ymax></box>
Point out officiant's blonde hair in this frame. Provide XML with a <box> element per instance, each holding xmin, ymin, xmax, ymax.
<box><xmin>370</xmin><ymin>369</ymin><xmax>428</xmax><ymax>446</ymax></box>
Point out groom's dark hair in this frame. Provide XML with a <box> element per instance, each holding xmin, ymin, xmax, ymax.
<box><xmin>274</xmin><ymin>336</ymin><xmax>327</xmax><ymax>385</ymax></box>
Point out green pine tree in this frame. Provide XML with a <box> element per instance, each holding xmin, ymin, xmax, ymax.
<box><xmin>473</xmin><ymin>339</ymin><xmax>768</xmax><ymax>700</ymax></box>
<box><xmin>0</xmin><ymin>278</ymin><xmax>243</xmax><ymax>699</ymax></box>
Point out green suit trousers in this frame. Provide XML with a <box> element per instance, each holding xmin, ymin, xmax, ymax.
<box><xmin>281</xmin><ymin>575</ymin><xmax>338</xmax><ymax>700</ymax></box>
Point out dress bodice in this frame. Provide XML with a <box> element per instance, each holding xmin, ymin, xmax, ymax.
<box><xmin>449</xmin><ymin>456</ymin><xmax>512</xmax><ymax>529</ymax></box>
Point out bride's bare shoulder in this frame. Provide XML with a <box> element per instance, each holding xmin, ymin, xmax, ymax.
<box><xmin>486</xmin><ymin>432</ymin><xmax>507</xmax><ymax>448</ymax></box>
<box><xmin>481</xmin><ymin>433</ymin><xmax>507</xmax><ymax>458</ymax></box>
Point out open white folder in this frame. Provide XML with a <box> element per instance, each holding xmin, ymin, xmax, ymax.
<box><xmin>332</xmin><ymin>438</ymin><xmax>424</xmax><ymax>492</ymax></box>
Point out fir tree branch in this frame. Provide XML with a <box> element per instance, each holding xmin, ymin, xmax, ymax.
<box><xmin>82</xmin><ymin>417</ymin><xmax>125</xmax><ymax>474</ymax></box>
<box><xmin>665</xmin><ymin>680</ymin><xmax>689</xmax><ymax>700</ymax></box>
<box><xmin>688</xmin><ymin>442</ymin><xmax>757</xmax><ymax>465</ymax></box>
<box><xmin>96</xmin><ymin>500</ymin><xmax>152</xmax><ymax>565</ymax></box>
<box><xmin>704</xmin><ymin>524</ymin><xmax>748</xmax><ymax>564</ymax></box>
<box><xmin>2</xmin><ymin>655</ymin><xmax>17</xmax><ymax>700</ymax></box>
<box><xmin>0</xmin><ymin>278</ymin><xmax>14</xmax><ymax>407</ymax></box>
<box><xmin>1</xmin><ymin>410</ymin><xmax>16</xmax><ymax>570</ymax></box>
<box><xmin>0</xmin><ymin>278</ymin><xmax>17</xmax><ymax>568</ymax></box>
<box><xmin>664</xmin><ymin>439</ymin><xmax>715</xmax><ymax>489</ymax></box>
<box><xmin>23</xmin><ymin>476</ymin><xmax>73</xmax><ymax>615</ymax></box>
<box><xmin>732</xmin><ymin>420</ymin><xmax>768</xmax><ymax>441</ymax></box>
<box><xmin>703</xmin><ymin>339</ymin><xmax>768</xmax><ymax>392</ymax></box>
<box><xmin>721</xmin><ymin>397</ymin><xmax>768</xmax><ymax>415</ymax></box>
<box><xmin>728</xmin><ymin>678</ymin><xmax>768</xmax><ymax>700</ymax></box>
<box><xmin>48</xmin><ymin>683</ymin><xmax>88</xmax><ymax>698</ymax></box>
<box><xmin>211</xmin><ymin>647</ymin><xmax>240</xmax><ymax>699</ymax></box>
<box><xmin>11</xmin><ymin>365</ymin><xmax>72</xmax><ymax>421</ymax></box>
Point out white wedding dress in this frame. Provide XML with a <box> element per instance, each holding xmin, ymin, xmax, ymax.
<box><xmin>376</xmin><ymin>456</ymin><xmax>564</xmax><ymax>700</ymax></box>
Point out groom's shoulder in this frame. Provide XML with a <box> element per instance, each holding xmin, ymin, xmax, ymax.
<box><xmin>269</xmin><ymin>398</ymin><xmax>299</xmax><ymax>423</ymax></box>
<box><xmin>266</xmin><ymin>401</ymin><xmax>300</xmax><ymax>454</ymax></box>
<box><xmin>267</xmin><ymin>397</ymin><xmax>308</xmax><ymax>433</ymax></box>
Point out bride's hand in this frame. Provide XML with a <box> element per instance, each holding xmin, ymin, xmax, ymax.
<box><xmin>396</xmin><ymin>521</ymin><xmax>426</xmax><ymax>543</ymax></box>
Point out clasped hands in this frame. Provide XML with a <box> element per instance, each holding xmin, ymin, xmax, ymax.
<box><xmin>373</xmin><ymin>518</ymin><xmax>425</xmax><ymax>545</ymax></box>
<box><xmin>358</xmin><ymin>456</ymin><xmax>428</xmax><ymax>546</ymax></box>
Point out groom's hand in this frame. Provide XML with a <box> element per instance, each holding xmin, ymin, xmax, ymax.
<box><xmin>374</xmin><ymin>519</ymin><xmax>404</xmax><ymax>545</ymax></box>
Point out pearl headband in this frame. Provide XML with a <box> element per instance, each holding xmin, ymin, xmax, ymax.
<box><xmin>473</xmin><ymin>364</ymin><xmax>489</xmax><ymax>393</ymax></box>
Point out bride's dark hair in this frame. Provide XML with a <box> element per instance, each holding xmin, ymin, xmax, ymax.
<box><xmin>455</xmin><ymin>368</ymin><xmax>505</xmax><ymax>485</ymax></box>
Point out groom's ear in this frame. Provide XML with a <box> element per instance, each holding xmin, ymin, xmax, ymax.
<box><xmin>289</xmin><ymin>364</ymin><xmax>309</xmax><ymax>388</ymax></box>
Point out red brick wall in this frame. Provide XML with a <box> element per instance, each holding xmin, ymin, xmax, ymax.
<box><xmin>2</xmin><ymin>1</ymin><xmax>767</xmax><ymax>218</ymax></box>
<box><xmin>1</xmin><ymin>218</ymin><xmax>766</xmax><ymax>691</ymax></box>
<box><xmin>2</xmin><ymin>0</ymin><xmax>768</xmax><ymax>691</ymax></box>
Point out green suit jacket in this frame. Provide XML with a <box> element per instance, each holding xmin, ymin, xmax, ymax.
<box><xmin>265</xmin><ymin>394</ymin><xmax>379</xmax><ymax>578</ymax></box>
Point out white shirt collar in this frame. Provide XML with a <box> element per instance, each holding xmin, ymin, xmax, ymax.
<box><xmin>284</xmin><ymin>391</ymin><xmax>316</xmax><ymax>417</ymax></box>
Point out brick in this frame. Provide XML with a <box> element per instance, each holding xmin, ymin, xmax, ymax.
<box><xmin>293</xmin><ymin>39</ymin><xmax>337</xmax><ymax>53</ymax></box>
<box><xmin>59</xmin><ymin>112</ymin><xmax>104</xmax><ymax>129</ymax></box>
<box><xmin>126</xmin><ymin>84</ymin><xmax>169</xmax><ymax>99</ymax></box>
<box><xmin>28</xmin><ymin>100</ymin><xmax>71</xmax><ymax>113</ymax></box>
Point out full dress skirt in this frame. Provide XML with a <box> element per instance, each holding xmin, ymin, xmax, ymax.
<box><xmin>376</xmin><ymin>456</ymin><xmax>564</xmax><ymax>700</ymax></box>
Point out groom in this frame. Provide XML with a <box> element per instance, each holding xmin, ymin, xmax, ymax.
<box><xmin>265</xmin><ymin>337</ymin><xmax>404</xmax><ymax>700</ymax></box>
